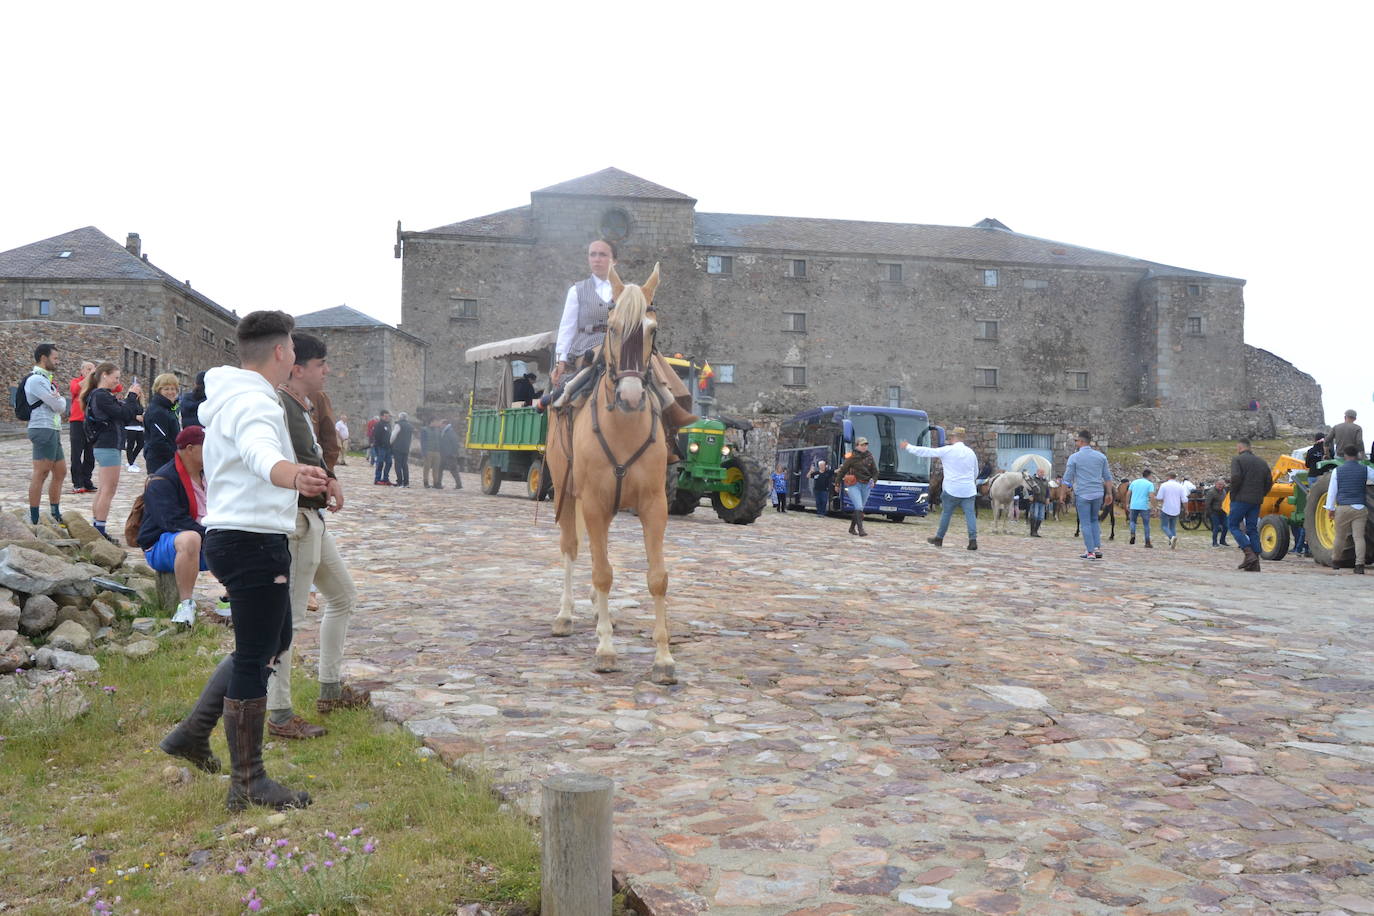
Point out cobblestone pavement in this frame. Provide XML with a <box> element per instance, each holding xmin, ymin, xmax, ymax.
<box><xmin>9</xmin><ymin>443</ymin><xmax>1372</xmax><ymax>914</ymax></box>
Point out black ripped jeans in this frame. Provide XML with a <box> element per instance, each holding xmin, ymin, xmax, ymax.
<box><xmin>206</xmin><ymin>529</ymin><xmax>293</xmax><ymax>700</ymax></box>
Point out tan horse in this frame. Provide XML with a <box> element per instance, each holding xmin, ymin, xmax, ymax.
<box><xmin>545</xmin><ymin>264</ymin><xmax>676</xmax><ymax>684</ymax></box>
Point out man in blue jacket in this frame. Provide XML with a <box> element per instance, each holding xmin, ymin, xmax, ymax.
<box><xmin>138</xmin><ymin>426</ymin><xmax>211</xmax><ymax>625</ymax></box>
<box><xmin>1062</xmin><ymin>429</ymin><xmax>1114</xmax><ymax>559</ymax></box>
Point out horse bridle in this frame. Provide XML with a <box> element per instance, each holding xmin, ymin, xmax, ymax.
<box><xmin>602</xmin><ymin>304</ymin><xmax>657</xmax><ymax>412</ymax></box>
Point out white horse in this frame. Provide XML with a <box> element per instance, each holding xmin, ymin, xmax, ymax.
<box><xmin>987</xmin><ymin>470</ymin><xmax>1034</xmax><ymax>534</ymax></box>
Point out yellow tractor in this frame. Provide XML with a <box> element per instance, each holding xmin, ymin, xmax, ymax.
<box><xmin>1225</xmin><ymin>454</ymin><xmax>1374</xmax><ymax>565</ymax></box>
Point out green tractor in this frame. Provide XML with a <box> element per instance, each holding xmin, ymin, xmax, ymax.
<box><xmin>1241</xmin><ymin>452</ymin><xmax>1374</xmax><ymax>567</ymax></box>
<box><xmin>1300</xmin><ymin>458</ymin><xmax>1374</xmax><ymax>568</ymax></box>
<box><xmin>661</xmin><ymin>355</ymin><xmax>769</xmax><ymax>524</ymax></box>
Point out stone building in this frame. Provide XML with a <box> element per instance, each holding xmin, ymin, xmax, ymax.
<box><xmin>397</xmin><ymin>168</ymin><xmax>1322</xmax><ymax>470</ymax></box>
<box><xmin>293</xmin><ymin>305</ymin><xmax>426</xmax><ymax>432</ymax></box>
<box><xmin>0</xmin><ymin>227</ymin><xmax>239</xmax><ymax>416</ymax></box>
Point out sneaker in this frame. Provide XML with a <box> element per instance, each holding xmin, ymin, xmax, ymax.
<box><xmin>126</xmin><ymin>464</ymin><xmax>141</xmax><ymax>473</ymax></box>
<box><xmin>1079</xmin><ymin>552</ymin><xmax>1096</xmax><ymax>559</ymax></box>
<box><xmin>171</xmin><ymin>599</ymin><xmax>197</xmax><ymax>626</ymax></box>
<box><xmin>213</xmin><ymin>599</ymin><xmax>232</xmax><ymax>618</ymax></box>
<box><xmin>1093</xmin><ymin>551</ymin><xmax>1102</xmax><ymax>559</ymax></box>
<box><xmin>1170</xmin><ymin>536</ymin><xmax>1177</xmax><ymax>550</ymax></box>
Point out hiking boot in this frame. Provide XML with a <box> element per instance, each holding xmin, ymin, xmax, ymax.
<box><xmin>927</xmin><ymin>536</ymin><xmax>943</xmax><ymax>547</ymax></box>
<box><xmin>1355</xmin><ymin>565</ymin><xmax>1366</xmax><ymax>575</ymax></box>
<box><xmin>159</xmin><ymin>657</ymin><xmax>232</xmax><ymax>773</ymax></box>
<box><xmin>224</xmin><ymin>697</ymin><xmax>312</xmax><ymax>812</ymax></box>
<box><xmin>856</xmin><ymin>514</ymin><xmax>868</xmax><ymax>537</ymax></box>
<box><xmin>1237</xmin><ymin>550</ymin><xmax>1251</xmax><ymax>570</ymax></box>
<box><xmin>267</xmin><ymin>714</ymin><xmax>327</xmax><ymax>739</ymax></box>
<box><xmin>316</xmin><ymin>684</ymin><xmax>372</xmax><ymax>715</ymax></box>
<box><xmin>967</xmin><ymin>539</ymin><xmax>978</xmax><ymax>551</ymax></box>
<box><xmin>1240</xmin><ymin>548</ymin><xmax>1261</xmax><ymax>572</ymax></box>
<box><xmin>662</xmin><ymin>399</ymin><xmax>699</xmax><ymax>430</ymax></box>
<box><xmin>1129</xmin><ymin>534</ymin><xmax>1136</xmax><ymax>545</ymax></box>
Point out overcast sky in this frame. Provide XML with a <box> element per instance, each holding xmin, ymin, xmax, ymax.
<box><xmin>5</xmin><ymin>2</ymin><xmax>1367</xmax><ymax>427</ymax></box>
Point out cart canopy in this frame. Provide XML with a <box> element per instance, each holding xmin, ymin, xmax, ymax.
<box><xmin>464</xmin><ymin>330</ymin><xmax>557</xmax><ymax>367</ymax></box>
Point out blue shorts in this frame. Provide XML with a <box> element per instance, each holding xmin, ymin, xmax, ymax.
<box><xmin>145</xmin><ymin>530</ymin><xmax>208</xmax><ymax>573</ymax></box>
<box><xmin>93</xmin><ymin>447</ymin><xmax>123</xmax><ymax>468</ymax></box>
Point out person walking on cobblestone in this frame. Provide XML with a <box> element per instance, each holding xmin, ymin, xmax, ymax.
<box><xmin>421</xmin><ymin>416</ymin><xmax>443</xmax><ymax>488</ymax></box>
<box><xmin>808</xmin><ymin>459</ymin><xmax>835</xmax><ymax>517</ymax></box>
<box><xmin>1228</xmin><ymin>437</ymin><xmax>1272</xmax><ymax>571</ymax></box>
<box><xmin>1127</xmin><ymin>469</ymin><xmax>1156</xmax><ymax>547</ymax></box>
<box><xmin>334</xmin><ymin>413</ymin><xmax>349</xmax><ymax>464</ymax></box>
<box><xmin>439</xmin><ymin>418</ymin><xmax>463</xmax><ymax>489</ymax></box>
<box><xmin>1156</xmin><ymin>471</ymin><xmax>1187</xmax><ymax>549</ymax></box>
<box><xmin>265</xmin><ymin>332</ymin><xmax>370</xmax><ymax>740</ymax></box>
<box><xmin>1062</xmin><ymin>430</ymin><xmax>1113</xmax><ymax>559</ymax></box>
<box><xmin>902</xmin><ymin>427</ymin><xmax>979</xmax><ymax>550</ymax></box>
<box><xmin>1325</xmin><ymin>444</ymin><xmax>1374</xmax><ymax>574</ymax></box>
<box><xmin>1206</xmin><ymin>480</ymin><xmax>1230</xmax><ymax>547</ymax></box>
<box><xmin>837</xmin><ymin>437</ymin><xmax>877</xmax><ymax>536</ymax></box>
<box><xmin>391</xmin><ymin>412</ymin><xmax>413</xmax><ymax>488</ymax></box>
<box><xmin>372</xmin><ymin>410</ymin><xmax>393</xmax><ymax>485</ymax></box>
<box><xmin>772</xmin><ymin>465</ymin><xmax>788</xmax><ymax>512</ymax></box>
<box><xmin>24</xmin><ymin>343</ymin><xmax>69</xmax><ymax>525</ymax></box>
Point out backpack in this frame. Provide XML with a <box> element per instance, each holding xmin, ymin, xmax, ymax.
<box><xmin>124</xmin><ymin>477</ymin><xmax>152</xmax><ymax>548</ymax></box>
<box><xmin>13</xmin><ymin>375</ymin><xmax>37</xmax><ymax>421</ymax></box>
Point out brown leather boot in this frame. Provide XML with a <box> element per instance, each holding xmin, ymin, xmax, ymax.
<box><xmin>224</xmin><ymin>696</ymin><xmax>312</xmax><ymax>812</ymax></box>
<box><xmin>268</xmin><ymin>714</ymin><xmax>327</xmax><ymax>739</ymax></box>
<box><xmin>159</xmin><ymin>657</ymin><xmax>232</xmax><ymax>773</ymax></box>
<box><xmin>1240</xmin><ymin>548</ymin><xmax>1261</xmax><ymax>572</ymax></box>
<box><xmin>661</xmin><ymin>398</ymin><xmax>699</xmax><ymax>430</ymax></box>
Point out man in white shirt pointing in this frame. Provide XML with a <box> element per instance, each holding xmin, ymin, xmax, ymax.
<box><xmin>901</xmin><ymin>426</ymin><xmax>981</xmax><ymax>551</ymax></box>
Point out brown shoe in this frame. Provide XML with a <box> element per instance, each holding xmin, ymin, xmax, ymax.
<box><xmin>267</xmin><ymin>714</ymin><xmax>327</xmax><ymax>739</ymax></box>
<box><xmin>316</xmin><ymin>684</ymin><xmax>373</xmax><ymax>715</ymax></box>
<box><xmin>661</xmin><ymin>400</ymin><xmax>699</xmax><ymax>430</ymax></box>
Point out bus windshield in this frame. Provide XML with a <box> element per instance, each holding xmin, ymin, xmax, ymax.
<box><xmin>849</xmin><ymin>411</ymin><xmax>931</xmax><ymax>482</ymax></box>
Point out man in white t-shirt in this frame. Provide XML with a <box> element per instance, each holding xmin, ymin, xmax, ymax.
<box><xmin>901</xmin><ymin>426</ymin><xmax>981</xmax><ymax>550</ymax></box>
<box><xmin>1155</xmin><ymin>471</ymin><xmax>1188</xmax><ymax>550</ymax></box>
<box><xmin>333</xmin><ymin>414</ymin><xmax>349</xmax><ymax>465</ymax></box>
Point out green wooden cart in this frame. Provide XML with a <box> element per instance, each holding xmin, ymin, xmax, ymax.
<box><xmin>463</xmin><ymin>330</ymin><xmax>555</xmax><ymax>499</ymax></box>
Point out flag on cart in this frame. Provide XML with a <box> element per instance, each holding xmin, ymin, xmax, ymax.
<box><xmin>698</xmin><ymin>361</ymin><xmax>715</xmax><ymax>390</ymax></box>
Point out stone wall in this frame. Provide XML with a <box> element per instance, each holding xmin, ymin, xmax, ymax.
<box><xmin>1244</xmin><ymin>345</ymin><xmax>1324</xmax><ymax>432</ymax></box>
<box><xmin>1</xmin><ymin>278</ymin><xmax>239</xmax><ymax>420</ymax></box>
<box><xmin>305</xmin><ymin>326</ymin><xmax>426</xmax><ymax>432</ymax></box>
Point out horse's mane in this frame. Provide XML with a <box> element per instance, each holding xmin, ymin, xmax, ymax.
<box><xmin>611</xmin><ymin>284</ymin><xmax>649</xmax><ymax>344</ymax></box>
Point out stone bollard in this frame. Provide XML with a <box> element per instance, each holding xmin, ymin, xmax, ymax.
<box><xmin>155</xmin><ymin>572</ymin><xmax>179</xmax><ymax>612</ymax></box>
<box><xmin>541</xmin><ymin>772</ymin><xmax>613</xmax><ymax>915</ymax></box>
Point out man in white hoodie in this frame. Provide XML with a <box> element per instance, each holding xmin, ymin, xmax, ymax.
<box><xmin>158</xmin><ymin>310</ymin><xmax>329</xmax><ymax>812</ymax></box>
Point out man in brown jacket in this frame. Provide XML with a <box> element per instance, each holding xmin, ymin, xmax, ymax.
<box><xmin>1328</xmin><ymin>410</ymin><xmax>1365</xmax><ymax>460</ymax></box>
<box><xmin>1227</xmin><ymin>438</ymin><xmax>1272</xmax><ymax>571</ymax></box>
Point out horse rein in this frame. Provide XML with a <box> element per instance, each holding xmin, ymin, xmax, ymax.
<box><xmin>589</xmin><ymin>364</ymin><xmax>661</xmax><ymax>516</ymax></box>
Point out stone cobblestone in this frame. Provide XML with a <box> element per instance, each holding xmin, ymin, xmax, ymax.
<box><xmin>6</xmin><ymin>440</ymin><xmax>1369</xmax><ymax>913</ymax></box>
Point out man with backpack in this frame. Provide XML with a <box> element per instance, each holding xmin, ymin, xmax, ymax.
<box><xmin>19</xmin><ymin>343</ymin><xmax>69</xmax><ymax>525</ymax></box>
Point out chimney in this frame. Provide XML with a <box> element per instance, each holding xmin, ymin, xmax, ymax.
<box><xmin>126</xmin><ymin>233</ymin><xmax>141</xmax><ymax>257</ymax></box>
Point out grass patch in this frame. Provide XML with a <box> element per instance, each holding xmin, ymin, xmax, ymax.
<box><xmin>0</xmin><ymin>628</ymin><xmax>539</xmax><ymax>915</ymax></box>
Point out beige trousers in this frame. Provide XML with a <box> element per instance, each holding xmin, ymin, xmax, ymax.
<box><xmin>266</xmin><ymin>508</ymin><xmax>357</xmax><ymax>711</ymax></box>
<box><xmin>422</xmin><ymin>451</ymin><xmax>442</xmax><ymax>486</ymax></box>
<box><xmin>1334</xmin><ymin>504</ymin><xmax>1369</xmax><ymax>566</ymax></box>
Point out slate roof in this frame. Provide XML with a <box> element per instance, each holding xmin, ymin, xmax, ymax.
<box><xmin>294</xmin><ymin>305</ymin><xmax>389</xmax><ymax>329</ymax></box>
<box><xmin>0</xmin><ymin>226</ymin><xmax>240</xmax><ymax>320</ymax></box>
<box><xmin>421</xmin><ymin>206</ymin><xmax>535</xmax><ymax>239</ymax></box>
<box><xmin>693</xmin><ymin>212</ymin><xmax>1240</xmax><ymax>280</ymax></box>
<box><xmin>532</xmin><ymin>167</ymin><xmax>695</xmax><ymax>202</ymax></box>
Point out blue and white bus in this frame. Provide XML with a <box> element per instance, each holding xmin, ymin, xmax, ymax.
<box><xmin>775</xmin><ymin>406</ymin><xmax>943</xmax><ymax>520</ymax></box>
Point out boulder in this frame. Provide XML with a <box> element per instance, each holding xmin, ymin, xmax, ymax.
<box><xmin>55</xmin><ymin>605</ymin><xmax>101</xmax><ymax>635</ymax></box>
<box><xmin>0</xmin><ymin>592</ymin><xmax>18</xmax><ymax>632</ymax></box>
<box><xmin>0</xmin><ymin>513</ymin><xmax>35</xmax><ymax>541</ymax></box>
<box><xmin>20</xmin><ymin>595</ymin><xmax>59</xmax><ymax>636</ymax></box>
<box><xmin>62</xmin><ymin>511</ymin><xmax>101</xmax><ymax>546</ymax></box>
<box><xmin>47</xmin><ymin>619</ymin><xmax>92</xmax><ymax>653</ymax></box>
<box><xmin>0</xmin><ymin>545</ymin><xmax>97</xmax><ymax>597</ymax></box>
<box><xmin>123</xmin><ymin>639</ymin><xmax>158</xmax><ymax>659</ymax></box>
<box><xmin>0</xmin><ymin>646</ymin><xmax>24</xmax><ymax>674</ymax></box>
<box><xmin>11</xmin><ymin>679</ymin><xmax>91</xmax><ymax>722</ymax></box>
<box><xmin>52</xmin><ymin>591</ymin><xmax>91</xmax><ymax>609</ymax></box>
<box><xmin>0</xmin><ymin>629</ymin><xmax>16</xmax><ymax>652</ymax></box>
<box><xmin>125</xmin><ymin>560</ymin><xmax>156</xmax><ymax>579</ymax></box>
<box><xmin>131</xmin><ymin>618</ymin><xmax>157</xmax><ymax>634</ymax></box>
<box><xmin>126</xmin><ymin>576</ymin><xmax>157</xmax><ymax>600</ymax></box>
<box><xmin>90</xmin><ymin>600</ymin><xmax>117</xmax><ymax>627</ymax></box>
<box><xmin>33</xmin><ymin>524</ymin><xmax>65</xmax><ymax>543</ymax></box>
<box><xmin>94</xmin><ymin>626</ymin><xmax>113</xmax><ymax>642</ymax></box>
<box><xmin>32</xmin><ymin>646</ymin><xmax>99</xmax><ymax>671</ymax></box>
<box><xmin>87</xmin><ymin>537</ymin><xmax>128</xmax><ymax>571</ymax></box>
<box><xmin>0</xmin><ymin>538</ymin><xmax>67</xmax><ymax>560</ymax></box>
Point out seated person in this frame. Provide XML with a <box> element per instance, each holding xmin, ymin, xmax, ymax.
<box><xmin>512</xmin><ymin>371</ymin><xmax>540</xmax><ymax>405</ymax></box>
<box><xmin>137</xmin><ymin>426</ymin><xmax>211</xmax><ymax>626</ymax></box>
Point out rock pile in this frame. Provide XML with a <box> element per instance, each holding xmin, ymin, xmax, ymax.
<box><xmin>0</xmin><ymin>508</ymin><xmax>166</xmax><ymax>680</ymax></box>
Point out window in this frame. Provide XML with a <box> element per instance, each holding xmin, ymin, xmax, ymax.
<box><xmin>58</xmin><ymin>250</ymin><xmax>72</xmax><ymax>259</ymax></box>
<box><xmin>175</xmin><ymin>314</ymin><xmax>189</xmax><ymax>332</ymax></box>
<box><xmin>201</xmin><ymin>327</ymin><xmax>215</xmax><ymax>344</ymax></box>
<box><xmin>149</xmin><ymin>359</ymin><xmax>157</xmax><ymax>379</ymax></box>
<box><xmin>223</xmin><ymin>338</ymin><xmax>235</xmax><ymax>351</ymax></box>
<box><xmin>122</xmin><ymin>348</ymin><xmax>131</xmax><ymax>373</ymax></box>
<box><xmin>982</xmin><ymin>268</ymin><xmax>999</xmax><ymax>287</ymax></box>
<box><xmin>450</xmin><ymin>299</ymin><xmax>479</xmax><ymax>320</ymax></box>
<box><xmin>887</xmin><ymin>385</ymin><xmax>902</xmax><ymax>408</ymax></box>
<box><xmin>783</xmin><ymin>366</ymin><xmax>807</xmax><ymax>387</ymax></box>
<box><xmin>36</xmin><ymin>299</ymin><xmax>51</xmax><ymax>316</ymax></box>
<box><xmin>706</xmin><ymin>255</ymin><xmax>733</xmax><ymax>276</ymax></box>
<box><xmin>975</xmin><ymin>319</ymin><xmax>999</xmax><ymax>340</ymax></box>
<box><xmin>1187</xmin><ymin>284</ymin><xmax>1201</xmax><ymax>297</ymax></box>
<box><xmin>600</xmin><ymin>208</ymin><xmax>630</xmax><ymax>242</ymax></box>
<box><xmin>1068</xmin><ymin>371</ymin><xmax>1089</xmax><ymax>391</ymax></box>
<box><xmin>783</xmin><ymin>311</ymin><xmax>807</xmax><ymax>332</ymax></box>
<box><xmin>716</xmin><ymin>364</ymin><xmax>735</xmax><ymax>384</ymax></box>
<box><xmin>1186</xmin><ymin>316</ymin><xmax>1204</xmax><ymax>335</ymax></box>
<box><xmin>82</xmin><ymin>304</ymin><xmax>101</xmax><ymax>316</ymax></box>
<box><xmin>1023</xmin><ymin>278</ymin><xmax>1049</xmax><ymax>290</ymax></box>
<box><xmin>885</xmin><ymin>263</ymin><xmax>903</xmax><ymax>282</ymax></box>
<box><xmin>975</xmin><ymin>367</ymin><xmax>999</xmax><ymax>388</ymax></box>
<box><xmin>785</xmin><ymin>258</ymin><xmax>807</xmax><ymax>279</ymax></box>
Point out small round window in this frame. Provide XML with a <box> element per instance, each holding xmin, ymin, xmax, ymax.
<box><xmin>600</xmin><ymin>209</ymin><xmax>630</xmax><ymax>242</ymax></box>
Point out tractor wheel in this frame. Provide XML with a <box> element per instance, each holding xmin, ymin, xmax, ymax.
<box><xmin>669</xmin><ymin>484</ymin><xmax>700</xmax><ymax>515</ymax></box>
<box><xmin>526</xmin><ymin>457</ymin><xmax>550</xmax><ymax>501</ymax></box>
<box><xmin>664</xmin><ymin>464</ymin><xmax>679</xmax><ymax>512</ymax></box>
<box><xmin>712</xmin><ymin>455</ymin><xmax>770</xmax><ymax>524</ymax></box>
<box><xmin>1257</xmin><ymin>513</ymin><xmax>1290</xmax><ymax>561</ymax></box>
<box><xmin>479</xmin><ymin>456</ymin><xmax>502</xmax><ymax>495</ymax></box>
<box><xmin>1308</xmin><ymin>476</ymin><xmax>1374</xmax><ymax>568</ymax></box>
